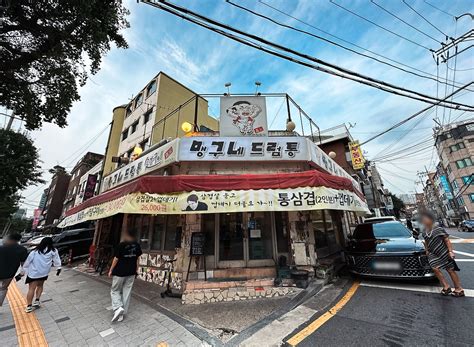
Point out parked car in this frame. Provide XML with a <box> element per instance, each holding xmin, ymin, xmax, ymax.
<box><xmin>460</xmin><ymin>220</ymin><xmax>474</xmax><ymax>232</ymax></box>
<box><xmin>345</xmin><ymin>221</ymin><xmax>433</xmax><ymax>279</ymax></box>
<box><xmin>53</xmin><ymin>228</ymin><xmax>94</xmax><ymax>264</ymax></box>
<box><xmin>24</xmin><ymin>235</ymin><xmax>52</xmax><ymax>251</ymax></box>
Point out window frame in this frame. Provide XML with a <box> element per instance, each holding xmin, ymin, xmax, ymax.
<box><xmin>135</xmin><ymin>93</ymin><xmax>143</xmax><ymax>108</ymax></box>
<box><xmin>130</xmin><ymin>121</ymin><xmax>139</xmax><ymax>134</ymax></box>
<box><xmin>143</xmin><ymin>109</ymin><xmax>152</xmax><ymax>125</ymax></box>
<box><xmin>149</xmin><ymin>215</ymin><xmax>180</xmax><ymax>252</ymax></box>
<box><xmin>146</xmin><ymin>80</ymin><xmax>157</xmax><ymax>97</ymax></box>
<box><xmin>121</xmin><ymin>128</ymin><xmax>129</xmax><ymax>141</ymax></box>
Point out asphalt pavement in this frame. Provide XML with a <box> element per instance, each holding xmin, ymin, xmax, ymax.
<box><xmin>285</xmin><ymin>228</ymin><xmax>474</xmax><ymax>347</ymax></box>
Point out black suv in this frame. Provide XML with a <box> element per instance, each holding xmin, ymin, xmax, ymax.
<box><xmin>345</xmin><ymin>221</ymin><xmax>434</xmax><ymax>279</ymax></box>
<box><xmin>53</xmin><ymin>228</ymin><xmax>94</xmax><ymax>264</ymax></box>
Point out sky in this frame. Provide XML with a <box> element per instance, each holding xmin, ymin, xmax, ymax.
<box><xmin>9</xmin><ymin>0</ymin><xmax>474</xmax><ymax>215</ymax></box>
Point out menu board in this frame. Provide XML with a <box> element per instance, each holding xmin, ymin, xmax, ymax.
<box><xmin>190</xmin><ymin>232</ymin><xmax>206</xmax><ymax>256</ymax></box>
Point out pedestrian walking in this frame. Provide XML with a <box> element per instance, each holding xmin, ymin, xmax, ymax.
<box><xmin>406</xmin><ymin>218</ymin><xmax>413</xmax><ymax>231</ymax></box>
<box><xmin>421</xmin><ymin>212</ymin><xmax>464</xmax><ymax>297</ymax></box>
<box><xmin>22</xmin><ymin>237</ymin><xmax>62</xmax><ymax>312</ymax></box>
<box><xmin>108</xmin><ymin>228</ymin><xmax>142</xmax><ymax>322</ymax></box>
<box><xmin>0</xmin><ymin>233</ymin><xmax>28</xmax><ymax>307</ymax></box>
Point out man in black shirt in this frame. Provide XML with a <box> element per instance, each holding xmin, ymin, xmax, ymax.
<box><xmin>108</xmin><ymin>228</ymin><xmax>142</xmax><ymax>322</ymax></box>
<box><xmin>0</xmin><ymin>234</ymin><xmax>28</xmax><ymax>306</ymax></box>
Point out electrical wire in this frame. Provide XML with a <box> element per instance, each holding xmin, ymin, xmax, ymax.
<box><xmin>226</xmin><ymin>0</ymin><xmax>465</xmax><ymax>91</ymax></box>
<box><xmin>359</xmin><ymin>81</ymin><xmax>474</xmax><ymax>146</ymax></box>
<box><xmin>402</xmin><ymin>0</ymin><xmax>449</xmax><ymax>39</ymax></box>
<box><xmin>144</xmin><ymin>1</ymin><xmax>474</xmax><ymax>111</ymax></box>
<box><xmin>258</xmin><ymin>0</ymin><xmax>471</xmax><ymax>90</ymax></box>
<box><xmin>370</xmin><ymin>0</ymin><xmax>441</xmax><ymax>44</ymax></box>
<box><xmin>448</xmin><ymin>46</ymin><xmax>459</xmax><ymax>124</ymax></box>
<box><xmin>423</xmin><ymin>0</ymin><xmax>455</xmax><ymax>18</ymax></box>
<box><xmin>329</xmin><ymin>0</ymin><xmax>434</xmax><ymax>51</ymax></box>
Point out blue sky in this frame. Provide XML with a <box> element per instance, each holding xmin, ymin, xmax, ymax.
<box><xmin>15</xmin><ymin>0</ymin><xmax>474</xmax><ymax>213</ymax></box>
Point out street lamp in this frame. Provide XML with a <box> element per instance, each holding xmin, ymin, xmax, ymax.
<box><xmin>255</xmin><ymin>81</ymin><xmax>262</xmax><ymax>95</ymax></box>
<box><xmin>224</xmin><ymin>82</ymin><xmax>232</xmax><ymax>96</ymax></box>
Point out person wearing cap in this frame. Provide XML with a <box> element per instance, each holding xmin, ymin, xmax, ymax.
<box><xmin>420</xmin><ymin>211</ymin><xmax>464</xmax><ymax>297</ymax></box>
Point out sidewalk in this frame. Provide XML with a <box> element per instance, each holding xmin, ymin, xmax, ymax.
<box><xmin>1</xmin><ymin>268</ymin><xmax>204</xmax><ymax>346</ymax></box>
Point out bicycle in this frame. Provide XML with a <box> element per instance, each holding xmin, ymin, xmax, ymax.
<box><xmin>93</xmin><ymin>244</ymin><xmax>114</xmax><ymax>276</ymax></box>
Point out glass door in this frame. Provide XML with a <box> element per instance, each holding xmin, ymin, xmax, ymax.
<box><xmin>246</xmin><ymin>212</ymin><xmax>275</xmax><ymax>267</ymax></box>
<box><xmin>217</xmin><ymin>213</ymin><xmax>245</xmax><ymax>267</ymax></box>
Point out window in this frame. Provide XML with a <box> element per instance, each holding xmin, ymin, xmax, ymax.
<box><xmin>143</xmin><ymin>109</ymin><xmax>152</xmax><ymax>124</ymax></box>
<box><xmin>130</xmin><ymin>121</ymin><xmax>138</xmax><ymax>134</ymax></box>
<box><xmin>146</xmin><ymin>80</ymin><xmax>157</xmax><ymax>97</ymax></box>
<box><xmin>462</xmin><ymin>176</ymin><xmax>473</xmax><ymax>185</ymax></box>
<box><xmin>128</xmin><ymin>215</ymin><xmax>150</xmax><ymax>249</ymax></box>
<box><xmin>140</xmin><ymin>138</ymin><xmax>149</xmax><ymax>151</ymax></box>
<box><xmin>122</xmin><ymin>129</ymin><xmax>129</xmax><ymax>141</ymax></box>
<box><xmin>450</xmin><ymin>142</ymin><xmax>465</xmax><ymax>152</ymax></box>
<box><xmin>201</xmin><ymin>214</ymin><xmax>215</xmax><ymax>255</ymax></box>
<box><xmin>135</xmin><ymin>93</ymin><xmax>143</xmax><ymax>108</ymax></box>
<box><xmin>126</xmin><ymin>105</ymin><xmax>132</xmax><ymax>118</ymax></box>
<box><xmin>150</xmin><ymin>215</ymin><xmax>180</xmax><ymax>251</ymax></box>
<box><xmin>470</xmin><ymin>194</ymin><xmax>474</xmax><ymax>203</ymax></box>
<box><xmin>446</xmin><ymin>165</ymin><xmax>452</xmax><ymax>174</ymax></box>
<box><xmin>452</xmin><ymin>180</ymin><xmax>459</xmax><ymax>190</ymax></box>
<box><xmin>457</xmin><ymin>196</ymin><xmax>465</xmax><ymax>206</ymax></box>
<box><xmin>456</xmin><ymin>158</ymin><xmax>473</xmax><ymax>169</ymax></box>
<box><xmin>467</xmin><ymin>123</ymin><xmax>474</xmax><ymax>131</ymax></box>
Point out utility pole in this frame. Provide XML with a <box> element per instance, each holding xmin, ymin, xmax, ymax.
<box><xmin>5</xmin><ymin>110</ymin><xmax>15</xmax><ymax>130</ymax></box>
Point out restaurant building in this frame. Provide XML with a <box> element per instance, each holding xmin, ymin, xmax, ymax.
<box><xmin>60</xmin><ymin>92</ymin><xmax>369</xmax><ymax>304</ymax></box>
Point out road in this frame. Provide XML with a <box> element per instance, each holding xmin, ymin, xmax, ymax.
<box><xmin>285</xmin><ymin>229</ymin><xmax>474</xmax><ymax>346</ymax></box>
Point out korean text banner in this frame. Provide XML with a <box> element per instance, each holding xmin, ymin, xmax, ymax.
<box><xmin>349</xmin><ymin>141</ymin><xmax>365</xmax><ymax>170</ymax></box>
<box><xmin>58</xmin><ymin>187</ymin><xmax>369</xmax><ymax>228</ymax></box>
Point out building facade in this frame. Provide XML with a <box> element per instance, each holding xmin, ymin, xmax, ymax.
<box><xmin>73</xmin><ymin>160</ymin><xmax>104</xmax><ymax>208</ymax></box>
<box><xmin>61</xmin><ymin>94</ymin><xmax>369</xmax><ymax>305</ymax></box>
<box><xmin>103</xmin><ymin>72</ymin><xmax>218</xmax><ymax>177</ymax></box>
<box><xmin>435</xmin><ymin>120</ymin><xmax>474</xmax><ymax>220</ymax></box>
<box><xmin>38</xmin><ymin>167</ymin><xmax>70</xmax><ymax>230</ymax></box>
<box><xmin>62</xmin><ymin>152</ymin><xmax>104</xmax><ymax>215</ymax></box>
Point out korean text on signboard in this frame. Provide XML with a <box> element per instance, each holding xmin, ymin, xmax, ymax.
<box><xmin>101</xmin><ymin>139</ymin><xmax>178</xmax><ymax>192</ymax></box>
<box><xmin>178</xmin><ymin>137</ymin><xmax>309</xmax><ymax>161</ymax></box>
<box><xmin>349</xmin><ymin>141</ymin><xmax>365</xmax><ymax>170</ymax></box>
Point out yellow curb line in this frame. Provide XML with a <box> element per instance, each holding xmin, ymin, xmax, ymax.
<box><xmin>6</xmin><ymin>281</ymin><xmax>48</xmax><ymax>347</ymax></box>
<box><xmin>286</xmin><ymin>281</ymin><xmax>360</xmax><ymax>346</ymax></box>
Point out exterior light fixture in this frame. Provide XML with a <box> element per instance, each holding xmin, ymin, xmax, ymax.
<box><xmin>224</xmin><ymin>82</ymin><xmax>232</xmax><ymax>95</ymax></box>
<box><xmin>286</xmin><ymin>120</ymin><xmax>296</xmax><ymax>132</ymax></box>
<box><xmin>255</xmin><ymin>81</ymin><xmax>262</xmax><ymax>95</ymax></box>
<box><xmin>329</xmin><ymin>151</ymin><xmax>337</xmax><ymax>159</ymax></box>
<box><xmin>181</xmin><ymin>121</ymin><xmax>193</xmax><ymax>133</ymax></box>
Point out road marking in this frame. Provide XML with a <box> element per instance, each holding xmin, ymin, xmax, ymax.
<box><xmin>6</xmin><ymin>282</ymin><xmax>48</xmax><ymax>347</ymax></box>
<box><xmin>286</xmin><ymin>281</ymin><xmax>360</xmax><ymax>346</ymax></box>
<box><xmin>451</xmin><ymin>239</ymin><xmax>474</xmax><ymax>243</ymax></box>
<box><xmin>99</xmin><ymin>328</ymin><xmax>115</xmax><ymax>337</ymax></box>
<box><xmin>456</xmin><ymin>259</ymin><xmax>474</xmax><ymax>262</ymax></box>
<box><xmin>361</xmin><ymin>281</ymin><xmax>474</xmax><ymax>297</ymax></box>
<box><xmin>454</xmin><ymin>250</ymin><xmax>474</xmax><ymax>258</ymax></box>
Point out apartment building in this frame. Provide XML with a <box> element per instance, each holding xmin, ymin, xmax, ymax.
<box><xmin>73</xmin><ymin>160</ymin><xmax>103</xmax><ymax>208</ymax></box>
<box><xmin>435</xmin><ymin>120</ymin><xmax>474</xmax><ymax>220</ymax></box>
<box><xmin>38</xmin><ymin>166</ymin><xmax>70</xmax><ymax>229</ymax></box>
<box><xmin>103</xmin><ymin>72</ymin><xmax>218</xmax><ymax>176</ymax></box>
<box><xmin>62</xmin><ymin>152</ymin><xmax>104</xmax><ymax>215</ymax></box>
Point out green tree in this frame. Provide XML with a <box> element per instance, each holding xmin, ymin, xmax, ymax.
<box><xmin>0</xmin><ymin>0</ymin><xmax>129</xmax><ymax>130</ymax></box>
<box><xmin>390</xmin><ymin>194</ymin><xmax>405</xmax><ymax>218</ymax></box>
<box><xmin>0</xmin><ymin>129</ymin><xmax>44</xmax><ymax>221</ymax></box>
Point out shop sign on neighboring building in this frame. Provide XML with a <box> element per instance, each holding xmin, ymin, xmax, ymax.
<box><xmin>32</xmin><ymin>208</ymin><xmax>42</xmax><ymax>229</ymax></box>
<box><xmin>82</xmin><ymin>174</ymin><xmax>98</xmax><ymax>202</ymax></box>
<box><xmin>101</xmin><ymin>139</ymin><xmax>178</xmax><ymax>193</ymax></box>
<box><xmin>349</xmin><ymin>141</ymin><xmax>365</xmax><ymax>170</ymax></box>
<box><xmin>220</xmin><ymin>96</ymin><xmax>268</xmax><ymax>136</ymax></box>
<box><xmin>440</xmin><ymin>175</ymin><xmax>453</xmax><ymax>199</ymax></box>
<box><xmin>179</xmin><ymin>136</ymin><xmax>308</xmax><ymax>161</ymax></box>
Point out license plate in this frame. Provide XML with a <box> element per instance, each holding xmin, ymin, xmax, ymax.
<box><xmin>373</xmin><ymin>261</ymin><xmax>401</xmax><ymax>271</ymax></box>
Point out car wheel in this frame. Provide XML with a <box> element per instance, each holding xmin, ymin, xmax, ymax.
<box><xmin>60</xmin><ymin>252</ymin><xmax>70</xmax><ymax>265</ymax></box>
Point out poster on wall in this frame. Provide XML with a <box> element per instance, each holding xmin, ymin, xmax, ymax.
<box><xmin>58</xmin><ymin>187</ymin><xmax>369</xmax><ymax>228</ymax></box>
<box><xmin>220</xmin><ymin>96</ymin><xmax>268</xmax><ymax>136</ymax></box>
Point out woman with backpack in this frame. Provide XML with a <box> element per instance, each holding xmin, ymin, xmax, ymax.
<box><xmin>21</xmin><ymin>237</ymin><xmax>62</xmax><ymax>312</ymax></box>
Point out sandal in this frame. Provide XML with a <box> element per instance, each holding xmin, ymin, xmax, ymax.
<box><xmin>441</xmin><ymin>288</ymin><xmax>452</xmax><ymax>296</ymax></box>
<box><xmin>451</xmin><ymin>290</ymin><xmax>465</xmax><ymax>297</ymax></box>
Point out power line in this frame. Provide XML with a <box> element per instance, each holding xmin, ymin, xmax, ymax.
<box><xmin>258</xmin><ymin>0</ymin><xmax>471</xmax><ymax>91</ymax></box>
<box><xmin>423</xmin><ymin>0</ymin><xmax>455</xmax><ymax>18</ymax></box>
<box><xmin>329</xmin><ymin>0</ymin><xmax>434</xmax><ymax>51</ymax></box>
<box><xmin>402</xmin><ymin>0</ymin><xmax>449</xmax><ymax>39</ymax></box>
<box><xmin>144</xmin><ymin>1</ymin><xmax>474</xmax><ymax>111</ymax></box>
<box><xmin>228</xmin><ymin>0</ymin><xmax>461</xmax><ymax>90</ymax></box>
<box><xmin>370</xmin><ymin>0</ymin><xmax>441</xmax><ymax>44</ymax></box>
<box><xmin>360</xmin><ymin>81</ymin><xmax>474</xmax><ymax>146</ymax></box>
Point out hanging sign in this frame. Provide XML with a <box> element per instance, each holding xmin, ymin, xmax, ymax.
<box><xmin>349</xmin><ymin>141</ymin><xmax>365</xmax><ymax>170</ymax></box>
<box><xmin>220</xmin><ymin>96</ymin><xmax>268</xmax><ymax>136</ymax></box>
<box><xmin>82</xmin><ymin>174</ymin><xmax>98</xmax><ymax>202</ymax></box>
<box><xmin>440</xmin><ymin>175</ymin><xmax>453</xmax><ymax>200</ymax></box>
<box><xmin>58</xmin><ymin>187</ymin><xmax>369</xmax><ymax>228</ymax></box>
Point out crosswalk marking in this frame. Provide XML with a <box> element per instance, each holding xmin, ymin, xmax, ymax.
<box><xmin>361</xmin><ymin>281</ymin><xmax>474</xmax><ymax>297</ymax></box>
<box><xmin>454</xmin><ymin>250</ymin><xmax>474</xmax><ymax>258</ymax></box>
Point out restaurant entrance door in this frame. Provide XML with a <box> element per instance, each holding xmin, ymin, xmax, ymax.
<box><xmin>217</xmin><ymin>212</ymin><xmax>276</xmax><ymax>268</ymax></box>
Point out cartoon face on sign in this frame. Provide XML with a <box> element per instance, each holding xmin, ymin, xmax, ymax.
<box><xmin>226</xmin><ymin>101</ymin><xmax>263</xmax><ymax>135</ymax></box>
